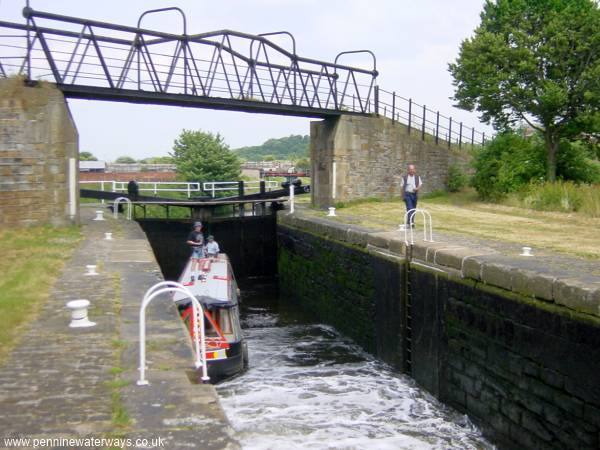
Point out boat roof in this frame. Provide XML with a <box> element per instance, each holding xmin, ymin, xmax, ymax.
<box><xmin>173</xmin><ymin>254</ymin><xmax>238</xmax><ymax>308</ymax></box>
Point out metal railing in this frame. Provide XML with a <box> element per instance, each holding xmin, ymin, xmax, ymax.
<box><xmin>202</xmin><ymin>180</ymin><xmax>278</xmax><ymax>197</ymax></box>
<box><xmin>137</xmin><ymin>281</ymin><xmax>209</xmax><ymax>386</ymax></box>
<box><xmin>375</xmin><ymin>87</ymin><xmax>488</xmax><ymax>147</ymax></box>
<box><xmin>113</xmin><ymin>196</ymin><xmax>132</xmax><ymax>220</ymax></box>
<box><xmin>0</xmin><ymin>7</ymin><xmax>491</xmax><ymax>147</ymax></box>
<box><xmin>80</xmin><ymin>180</ymin><xmax>202</xmax><ymax>198</ymax></box>
<box><xmin>0</xmin><ymin>7</ymin><xmax>378</xmax><ymax>115</ymax></box>
<box><xmin>80</xmin><ymin>180</ymin><xmax>279</xmax><ymax>198</ymax></box>
<box><xmin>401</xmin><ymin>208</ymin><xmax>434</xmax><ymax>245</ymax></box>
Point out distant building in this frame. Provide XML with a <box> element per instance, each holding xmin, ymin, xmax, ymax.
<box><xmin>79</xmin><ymin>160</ymin><xmax>107</xmax><ymax>172</ymax></box>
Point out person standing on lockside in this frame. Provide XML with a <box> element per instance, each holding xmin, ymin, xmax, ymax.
<box><xmin>401</xmin><ymin>164</ymin><xmax>423</xmax><ymax>228</ymax></box>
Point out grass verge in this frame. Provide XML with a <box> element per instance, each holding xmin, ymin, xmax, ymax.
<box><xmin>0</xmin><ymin>225</ymin><xmax>81</xmax><ymax>365</ymax></box>
<box><xmin>302</xmin><ymin>189</ymin><xmax>600</xmax><ymax>259</ymax></box>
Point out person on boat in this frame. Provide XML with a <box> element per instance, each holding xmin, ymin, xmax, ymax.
<box><xmin>186</xmin><ymin>221</ymin><xmax>205</xmax><ymax>283</ymax></box>
<box><xmin>206</xmin><ymin>235</ymin><xmax>220</xmax><ymax>259</ymax></box>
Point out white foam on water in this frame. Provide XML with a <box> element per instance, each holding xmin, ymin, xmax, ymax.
<box><xmin>218</xmin><ymin>322</ymin><xmax>495</xmax><ymax>450</ymax></box>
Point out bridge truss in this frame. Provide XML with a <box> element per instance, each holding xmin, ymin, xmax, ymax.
<box><xmin>0</xmin><ymin>6</ymin><xmax>488</xmax><ymax>145</ymax></box>
<box><xmin>0</xmin><ymin>6</ymin><xmax>378</xmax><ymax>117</ymax></box>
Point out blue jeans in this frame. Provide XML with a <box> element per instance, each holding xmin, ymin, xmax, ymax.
<box><xmin>404</xmin><ymin>192</ymin><xmax>418</xmax><ymax>225</ymax></box>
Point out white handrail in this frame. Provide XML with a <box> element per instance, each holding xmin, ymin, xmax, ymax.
<box><xmin>81</xmin><ymin>181</ymin><xmax>203</xmax><ymax>198</ymax></box>
<box><xmin>81</xmin><ymin>180</ymin><xmax>278</xmax><ymax>198</ymax></box>
<box><xmin>137</xmin><ymin>281</ymin><xmax>209</xmax><ymax>386</ymax></box>
<box><xmin>113</xmin><ymin>197</ymin><xmax>132</xmax><ymax>220</ymax></box>
<box><xmin>202</xmin><ymin>180</ymin><xmax>278</xmax><ymax>197</ymax></box>
<box><xmin>402</xmin><ymin>208</ymin><xmax>434</xmax><ymax>244</ymax></box>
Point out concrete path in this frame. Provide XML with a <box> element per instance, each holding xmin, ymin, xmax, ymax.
<box><xmin>0</xmin><ymin>206</ymin><xmax>239</xmax><ymax>450</ymax></box>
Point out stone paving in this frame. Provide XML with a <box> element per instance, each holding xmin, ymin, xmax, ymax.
<box><xmin>0</xmin><ymin>206</ymin><xmax>239</xmax><ymax>450</ymax></box>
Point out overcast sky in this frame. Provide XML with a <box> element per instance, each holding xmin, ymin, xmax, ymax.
<box><xmin>2</xmin><ymin>0</ymin><xmax>490</xmax><ymax>161</ymax></box>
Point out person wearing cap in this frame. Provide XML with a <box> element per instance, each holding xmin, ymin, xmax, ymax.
<box><xmin>206</xmin><ymin>235</ymin><xmax>220</xmax><ymax>259</ymax></box>
<box><xmin>186</xmin><ymin>221</ymin><xmax>205</xmax><ymax>283</ymax></box>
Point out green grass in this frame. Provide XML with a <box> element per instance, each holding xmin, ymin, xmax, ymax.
<box><xmin>0</xmin><ymin>226</ymin><xmax>81</xmax><ymax>364</ymax></box>
<box><xmin>514</xmin><ymin>181</ymin><xmax>600</xmax><ymax>217</ymax></box>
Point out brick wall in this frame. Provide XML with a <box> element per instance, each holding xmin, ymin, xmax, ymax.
<box><xmin>0</xmin><ymin>78</ymin><xmax>79</xmax><ymax>227</ymax></box>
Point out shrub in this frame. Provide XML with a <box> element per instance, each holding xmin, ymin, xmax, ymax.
<box><xmin>471</xmin><ymin>132</ymin><xmax>545</xmax><ymax>200</ymax></box>
<box><xmin>472</xmin><ymin>131</ymin><xmax>600</xmax><ymax>200</ymax></box>
<box><xmin>447</xmin><ymin>164</ymin><xmax>468</xmax><ymax>192</ymax></box>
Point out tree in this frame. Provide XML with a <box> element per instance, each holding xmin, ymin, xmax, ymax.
<box><xmin>295</xmin><ymin>157</ymin><xmax>310</xmax><ymax>171</ymax></box>
<box><xmin>171</xmin><ymin>130</ymin><xmax>241</xmax><ymax>181</ymax></box>
<box><xmin>449</xmin><ymin>0</ymin><xmax>600</xmax><ymax>181</ymax></box>
<box><xmin>114</xmin><ymin>156</ymin><xmax>137</xmax><ymax>164</ymax></box>
<box><xmin>79</xmin><ymin>151</ymin><xmax>98</xmax><ymax>161</ymax></box>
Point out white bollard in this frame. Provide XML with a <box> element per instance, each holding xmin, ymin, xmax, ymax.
<box><xmin>94</xmin><ymin>210</ymin><xmax>105</xmax><ymax>221</ymax></box>
<box><xmin>104</xmin><ymin>232</ymin><xmax>113</xmax><ymax>240</ymax></box>
<box><xmin>66</xmin><ymin>299</ymin><xmax>96</xmax><ymax>328</ymax></box>
<box><xmin>85</xmin><ymin>265</ymin><xmax>98</xmax><ymax>276</ymax></box>
<box><xmin>520</xmin><ymin>246</ymin><xmax>533</xmax><ymax>256</ymax></box>
<box><xmin>327</xmin><ymin>207</ymin><xmax>336</xmax><ymax>217</ymax></box>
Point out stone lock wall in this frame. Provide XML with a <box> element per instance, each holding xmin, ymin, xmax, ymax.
<box><xmin>0</xmin><ymin>78</ymin><xmax>79</xmax><ymax>227</ymax></box>
<box><xmin>310</xmin><ymin>115</ymin><xmax>466</xmax><ymax>208</ymax></box>
<box><xmin>277</xmin><ymin>212</ymin><xmax>600</xmax><ymax>450</ymax></box>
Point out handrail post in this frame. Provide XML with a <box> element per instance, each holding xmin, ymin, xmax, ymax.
<box><xmin>459</xmin><ymin>122</ymin><xmax>463</xmax><ymax>149</ymax></box>
<box><xmin>448</xmin><ymin>117</ymin><xmax>453</xmax><ymax>149</ymax></box>
<box><xmin>238</xmin><ymin>181</ymin><xmax>245</xmax><ymax>217</ymax></box>
<box><xmin>421</xmin><ymin>105</ymin><xmax>426</xmax><ymax>141</ymax></box>
<box><xmin>408</xmin><ymin>98</ymin><xmax>412</xmax><ymax>134</ymax></box>
<box><xmin>392</xmin><ymin>91</ymin><xmax>396</xmax><ymax>123</ymax></box>
<box><xmin>374</xmin><ymin>85</ymin><xmax>379</xmax><ymax>116</ymax></box>
<box><xmin>435</xmin><ymin>111</ymin><xmax>440</xmax><ymax>145</ymax></box>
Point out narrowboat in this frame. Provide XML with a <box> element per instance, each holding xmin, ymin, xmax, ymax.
<box><xmin>173</xmin><ymin>253</ymin><xmax>248</xmax><ymax>383</ymax></box>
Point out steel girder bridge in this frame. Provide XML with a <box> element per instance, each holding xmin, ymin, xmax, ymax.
<box><xmin>0</xmin><ymin>6</ymin><xmax>379</xmax><ymax>118</ymax></box>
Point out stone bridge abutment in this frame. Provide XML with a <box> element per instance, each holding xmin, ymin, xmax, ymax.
<box><xmin>0</xmin><ymin>79</ymin><xmax>79</xmax><ymax>227</ymax></box>
<box><xmin>310</xmin><ymin>114</ymin><xmax>469</xmax><ymax>208</ymax></box>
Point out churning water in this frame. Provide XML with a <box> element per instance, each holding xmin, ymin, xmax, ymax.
<box><xmin>217</xmin><ymin>285</ymin><xmax>494</xmax><ymax>450</ymax></box>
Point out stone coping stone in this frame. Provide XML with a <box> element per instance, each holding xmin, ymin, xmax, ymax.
<box><xmin>279</xmin><ymin>211</ymin><xmax>600</xmax><ymax>319</ymax></box>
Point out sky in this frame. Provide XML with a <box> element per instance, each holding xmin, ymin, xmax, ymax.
<box><xmin>1</xmin><ymin>0</ymin><xmax>491</xmax><ymax>161</ymax></box>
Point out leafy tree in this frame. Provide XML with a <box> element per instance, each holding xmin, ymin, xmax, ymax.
<box><xmin>79</xmin><ymin>151</ymin><xmax>98</xmax><ymax>161</ymax></box>
<box><xmin>449</xmin><ymin>0</ymin><xmax>600</xmax><ymax>182</ymax></box>
<box><xmin>295</xmin><ymin>157</ymin><xmax>310</xmax><ymax>171</ymax></box>
<box><xmin>263</xmin><ymin>155</ymin><xmax>275</xmax><ymax>162</ymax></box>
<box><xmin>114</xmin><ymin>156</ymin><xmax>137</xmax><ymax>164</ymax></box>
<box><xmin>171</xmin><ymin>130</ymin><xmax>241</xmax><ymax>181</ymax></box>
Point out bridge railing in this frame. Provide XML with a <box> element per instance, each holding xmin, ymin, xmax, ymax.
<box><xmin>0</xmin><ymin>7</ymin><xmax>378</xmax><ymax>114</ymax></box>
<box><xmin>375</xmin><ymin>88</ymin><xmax>488</xmax><ymax>147</ymax></box>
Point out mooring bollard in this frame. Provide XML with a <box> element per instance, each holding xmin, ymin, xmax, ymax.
<box><xmin>327</xmin><ymin>207</ymin><xmax>336</xmax><ymax>217</ymax></box>
<box><xmin>66</xmin><ymin>299</ymin><xmax>96</xmax><ymax>328</ymax></box>
<box><xmin>85</xmin><ymin>264</ymin><xmax>98</xmax><ymax>276</ymax></box>
<box><xmin>104</xmin><ymin>232</ymin><xmax>113</xmax><ymax>240</ymax></box>
<box><xmin>93</xmin><ymin>210</ymin><xmax>105</xmax><ymax>221</ymax></box>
